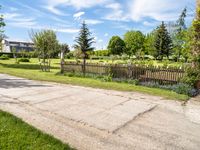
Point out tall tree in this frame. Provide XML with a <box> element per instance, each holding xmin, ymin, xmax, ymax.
<box><xmin>191</xmin><ymin>5</ymin><xmax>200</xmax><ymax>67</ymax></box>
<box><xmin>154</xmin><ymin>21</ymin><xmax>173</xmax><ymax>60</ymax></box>
<box><xmin>0</xmin><ymin>5</ymin><xmax>6</xmax><ymax>51</ymax></box>
<box><xmin>124</xmin><ymin>31</ymin><xmax>145</xmax><ymax>56</ymax></box>
<box><xmin>144</xmin><ymin>31</ymin><xmax>156</xmax><ymax>56</ymax></box>
<box><xmin>74</xmin><ymin>21</ymin><xmax>94</xmax><ymax>75</ymax></box>
<box><xmin>30</xmin><ymin>30</ymin><xmax>59</xmax><ymax>71</ymax></box>
<box><xmin>183</xmin><ymin>3</ymin><xmax>200</xmax><ymax>88</ymax></box>
<box><xmin>172</xmin><ymin>8</ymin><xmax>188</xmax><ymax>61</ymax></box>
<box><xmin>107</xmin><ymin>36</ymin><xmax>125</xmax><ymax>55</ymax></box>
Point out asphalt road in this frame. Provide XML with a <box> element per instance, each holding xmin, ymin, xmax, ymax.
<box><xmin>0</xmin><ymin>74</ymin><xmax>200</xmax><ymax>150</ymax></box>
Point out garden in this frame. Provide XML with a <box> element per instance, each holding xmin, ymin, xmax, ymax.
<box><xmin>0</xmin><ymin>7</ymin><xmax>200</xmax><ymax>100</ymax></box>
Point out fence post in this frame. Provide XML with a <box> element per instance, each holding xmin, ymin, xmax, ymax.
<box><xmin>60</xmin><ymin>60</ymin><xmax>64</xmax><ymax>74</ymax></box>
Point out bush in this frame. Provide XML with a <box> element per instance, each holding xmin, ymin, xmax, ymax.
<box><xmin>139</xmin><ymin>82</ymin><xmax>199</xmax><ymax>97</ymax></box>
<box><xmin>65</xmin><ymin>52</ymin><xmax>74</xmax><ymax>59</ymax></box>
<box><xmin>18</xmin><ymin>58</ymin><xmax>30</xmax><ymax>62</ymax></box>
<box><xmin>0</xmin><ymin>54</ymin><xmax>9</xmax><ymax>60</ymax></box>
<box><xmin>182</xmin><ymin>67</ymin><xmax>200</xmax><ymax>86</ymax></box>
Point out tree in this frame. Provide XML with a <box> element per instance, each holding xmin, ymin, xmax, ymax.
<box><xmin>0</xmin><ymin>5</ymin><xmax>6</xmax><ymax>51</ymax></box>
<box><xmin>60</xmin><ymin>43</ymin><xmax>70</xmax><ymax>61</ymax></box>
<box><xmin>172</xmin><ymin>8</ymin><xmax>188</xmax><ymax>61</ymax></box>
<box><xmin>107</xmin><ymin>36</ymin><xmax>125</xmax><ymax>55</ymax></box>
<box><xmin>124</xmin><ymin>31</ymin><xmax>145</xmax><ymax>56</ymax></box>
<box><xmin>30</xmin><ymin>30</ymin><xmax>59</xmax><ymax>71</ymax></box>
<box><xmin>154</xmin><ymin>21</ymin><xmax>173</xmax><ymax>60</ymax></box>
<box><xmin>191</xmin><ymin>7</ymin><xmax>200</xmax><ymax>67</ymax></box>
<box><xmin>144</xmin><ymin>31</ymin><xmax>156</xmax><ymax>56</ymax></box>
<box><xmin>74</xmin><ymin>21</ymin><xmax>94</xmax><ymax>75</ymax></box>
<box><xmin>181</xmin><ymin>28</ymin><xmax>192</xmax><ymax>62</ymax></box>
<box><xmin>182</xmin><ymin>3</ymin><xmax>200</xmax><ymax>88</ymax></box>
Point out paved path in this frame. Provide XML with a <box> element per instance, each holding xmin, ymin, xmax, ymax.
<box><xmin>0</xmin><ymin>74</ymin><xmax>200</xmax><ymax>150</ymax></box>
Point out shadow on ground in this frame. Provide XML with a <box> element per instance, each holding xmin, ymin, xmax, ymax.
<box><xmin>0</xmin><ymin>78</ymin><xmax>51</xmax><ymax>89</ymax></box>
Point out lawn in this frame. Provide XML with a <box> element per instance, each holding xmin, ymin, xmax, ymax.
<box><xmin>0</xmin><ymin>110</ymin><xmax>73</xmax><ymax>150</ymax></box>
<box><xmin>0</xmin><ymin>58</ymin><xmax>189</xmax><ymax>101</ymax></box>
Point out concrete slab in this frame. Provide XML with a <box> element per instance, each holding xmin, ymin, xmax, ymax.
<box><xmin>1</xmin><ymin>74</ymin><xmax>200</xmax><ymax>150</ymax></box>
<box><xmin>0</xmin><ymin>74</ymin><xmax>156</xmax><ymax>132</ymax></box>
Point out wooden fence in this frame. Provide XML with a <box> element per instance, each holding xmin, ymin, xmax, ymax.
<box><xmin>61</xmin><ymin>62</ymin><xmax>185</xmax><ymax>85</ymax></box>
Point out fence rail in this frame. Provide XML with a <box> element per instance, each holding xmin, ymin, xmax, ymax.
<box><xmin>61</xmin><ymin>62</ymin><xmax>185</xmax><ymax>85</ymax></box>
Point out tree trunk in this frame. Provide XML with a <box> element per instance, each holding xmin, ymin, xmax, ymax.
<box><xmin>83</xmin><ymin>52</ymin><xmax>86</xmax><ymax>76</ymax></box>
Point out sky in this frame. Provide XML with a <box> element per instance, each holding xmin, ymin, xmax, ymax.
<box><xmin>1</xmin><ymin>0</ymin><xmax>196</xmax><ymax>50</ymax></box>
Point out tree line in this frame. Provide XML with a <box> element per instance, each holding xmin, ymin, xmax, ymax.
<box><xmin>107</xmin><ymin>8</ymin><xmax>191</xmax><ymax>61</ymax></box>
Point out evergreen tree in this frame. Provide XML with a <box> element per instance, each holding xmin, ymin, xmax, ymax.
<box><xmin>107</xmin><ymin>36</ymin><xmax>125</xmax><ymax>55</ymax></box>
<box><xmin>154</xmin><ymin>21</ymin><xmax>173</xmax><ymax>60</ymax></box>
<box><xmin>74</xmin><ymin>21</ymin><xmax>94</xmax><ymax>75</ymax></box>
<box><xmin>173</xmin><ymin>8</ymin><xmax>187</xmax><ymax>61</ymax></box>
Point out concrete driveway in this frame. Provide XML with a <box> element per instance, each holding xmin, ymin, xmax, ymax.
<box><xmin>0</xmin><ymin>73</ymin><xmax>200</xmax><ymax>150</ymax></box>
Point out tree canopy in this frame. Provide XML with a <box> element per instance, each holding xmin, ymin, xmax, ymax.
<box><xmin>74</xmin><ymin>21</ymin><xmax>94</xmax><ymax>75</ymax></box>
<box><xmin>154</xmin><ymin>21</ymin><xmax>173</xmax><ymax>60</ymax></box>
<box><xmin>124</xmin><ymin>31</ymin><xmax>145</xmax><ymax>56</ymax></box>
<box><xmin>74</xmin><ymin>21</ymin><xmax>94</xmax><ymax>58</ymax></box>
<box><xmin>107</xmin><ymin>36</ymin><xmax>125</xmax><ymax>55</ymax></box>
<box><xmin>31</xmin><ymin>30</ymin><xmax>59</xmax><ymax>60</ymax></box>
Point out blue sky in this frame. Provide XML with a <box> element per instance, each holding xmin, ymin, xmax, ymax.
<box><xmin>1</xmin><ymin>0</ymin><xmax>195</xmax><ymax>49</ymax></box>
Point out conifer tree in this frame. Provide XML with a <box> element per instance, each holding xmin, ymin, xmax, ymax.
<box><xmin>74</xmin><ymin>21</ymin><xmax>94</xmax><ymax>75</ymax></box>
<box><xmin>154</xmin><ymin>21</ymin><xmax>173</xmax><ymax>60</ymax></box>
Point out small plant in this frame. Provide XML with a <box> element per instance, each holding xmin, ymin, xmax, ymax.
<box><xmin>0</xmin><ymin>54</ymin><xmax>9</xmax><ymax>60</ymax></box>
<box><xmin>18</xmin><ymin>58</ymin><xmax>30</xmax><ymax>62</ymax></box>
<box><xmin>127</xmin><ymin>79</ymin><xmax>139</xmax><ymax>85</ymax></box>
<box><xmin>101</xmin><ymin>74</ymin><xmax>113</xmax><ymax>82</ymax></box>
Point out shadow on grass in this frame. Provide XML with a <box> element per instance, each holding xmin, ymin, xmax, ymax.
<box><xmin>0</xmin><ymin>63</ymin><xmax>59</xmax><ymax>70</ymax></box>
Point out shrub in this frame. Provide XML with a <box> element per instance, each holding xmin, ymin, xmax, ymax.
<box><xmin>18</xmin><ymin>58</ymin><xmax>30</xmax><ymax>62</ymax></box>
<box><xmin>0</xmin><ymin>54</ymin><xmax>9</xmax><ymax>60</ymax></box>
<box><xmin>182</xmin><ymin>67</ymin><xmax>200</xmax><ymax>86</ymax></box>
<box><xmin>101</xmin><ymin>74</ymin><xmax>113</xmax><ymax>82</ymax></box>
<box><xmin>139</xmin><ymin>82</ymin><xmax>198</xmax><ymax>97</ymax></box>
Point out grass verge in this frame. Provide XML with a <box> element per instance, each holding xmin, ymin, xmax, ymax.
<box><xmin>0</xmin><ymin>110</ymin><xmax>73</xmax><ymax>150</ymax></box>
<box><xmin>0</xmin><ymin>59</ymin><xmax>189</xmax><ymax>101</ymax></box>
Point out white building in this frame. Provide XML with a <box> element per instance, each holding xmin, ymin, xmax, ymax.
<box><xmin>2</xmin><ymin>39</ymin><xmax>34</xmax><ymax>53</ymax></box>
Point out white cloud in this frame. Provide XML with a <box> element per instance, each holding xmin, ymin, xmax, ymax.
<box><xmin>3</xmin><ymin>13</ymin><xmax>21</xmax><ymax>20</ymax></box>
<box><xmin>44</xmin><ymin>0</ymin><xmax>110</xmax><ymax>16</ymax></box>
<box><xmin>98</xmin><ymin>39</ymin><xmax>103</xmax><ymax>43</ymax></box>
<box><xmin>105</xmin><ymin>3</ymin><xmax>121</xmax><ymax>10</ymax></box>
<box><xmin>104</xmin><ymin>2</ymin><xmax>129</xmax><ymax>22</ymax></box>
<box><xmin>104</xmin><ymin>33</ymin><xmax>109</xmax><ymax>37</ymax></box>
<box><xmin>73</xmin><ymin>11</ymin><xmax>85</xmax><ymax>20</ymax></box>
<box><xmin>44</xmin><ymin>5</ymin><xmax>67</xmax><ymax>16</ymax></box>
<box><xmin>85</xmin><ymin>19</ymin><xmax>103</xmax><ymax>25</ymax></box>
<box><xmin>128</xmin><ymin>0</ymin><xmax>192</xmax><ymax>22</ymax></box>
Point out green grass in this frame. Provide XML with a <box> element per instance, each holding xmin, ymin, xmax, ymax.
<box><xmin>0</xmin><ymin>58</ymin><xmax>189</xmax><ymax>101</ymax></box>
<box><xmin>0</xmin><ymin>110</ymin><xmax>73</xmax><ymax>150</ymax></box>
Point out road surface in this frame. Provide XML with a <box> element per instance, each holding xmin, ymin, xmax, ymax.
<box><xmin>0</xmin><ymin>74</ymin><xmax>200</xmax><ymax>150</ymax></box>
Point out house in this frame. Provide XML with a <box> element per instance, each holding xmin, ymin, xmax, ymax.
<box><xmin>1</xmin><ymin>39</ymin><xmax>34</xmax><ymax>53</ymax></box>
